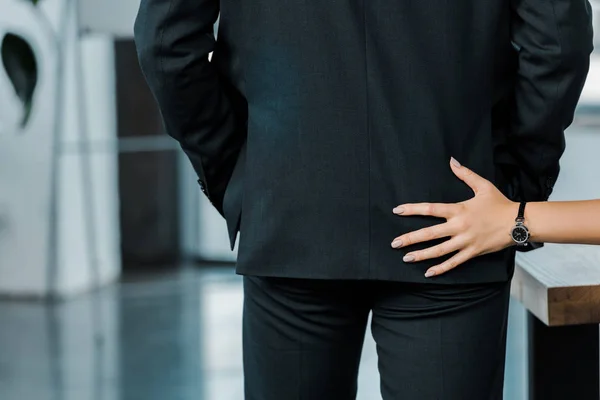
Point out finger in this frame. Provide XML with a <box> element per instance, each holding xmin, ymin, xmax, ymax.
<box><xmin>391</xmin><ymin>222</ymin><xmax>453</xmax><ymax>248</ymax></box>
<box><xmin>449</xmin><ymin>157</ymin><xmax>489</xmax><ymax>195</ymax></box>
<box><xmin>424</xmin><ymin>249</ymin><xmax>474</xmax><ymax>278</ymax></box>
<box><xmin>402</xmin><ymin>237</ymin><xmax>465</xmax><ymax>263</ymax></box>
<box><xmin>393</xmin><ymin>202</ymin><xmax>457</xmax><ymax>219</ymax></box>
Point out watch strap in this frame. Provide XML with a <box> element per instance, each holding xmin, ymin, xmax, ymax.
<box><xmin>516</xmin><ymin>202</ymin><xmax>526</xmax><ymax>222</ymax></box>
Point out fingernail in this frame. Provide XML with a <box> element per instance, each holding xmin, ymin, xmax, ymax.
<box><xmin>391</xmin><ymin>239</ymin><xmax>403</xmax><ymax>248</ymax></box>
<box><xmin>393</xmin><ymin>206</ymin><xmax>405</xmax><ymax>214</ymax></box>
<box><xmin>403</xmin><ymin>254</ymin><xmax>415</xmax><ymax>262</ymax></box>
<box><xmin>450</xmin><ymin>157</ymin><xmax>461</xmax><ymax>167</ymax></box>
<box><xmin>425</xmin><ymin>270</ymin><xmax>436</xmax><ymax>278</ymax></box>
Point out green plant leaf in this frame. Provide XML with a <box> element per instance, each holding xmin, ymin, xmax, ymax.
<box><xmin>28</xmin><ymin>0</ymin><xmax>41</xmax><ymax>5</ymax></box>
<box><xmin>1</xmin><ymin>33</ymin><xmax>38</xmax><ymax>128</ymax></box>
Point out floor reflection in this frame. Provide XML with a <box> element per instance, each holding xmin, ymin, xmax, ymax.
<box><xmin>0</xmin><ymin>266</ymin><xmax>527</xmax><ymax>400</ymax></box>
<box><xmin>0</xmin><ymin>281</ymin><xmax>121</xmax><ymax>400</ymax></box>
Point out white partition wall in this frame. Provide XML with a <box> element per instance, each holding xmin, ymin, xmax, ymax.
<box><xmin>0</xmin><ymin>0</ymin><xmax>58</xmax><ymax>296</ymax></box>
<box><xmin>0</xmin><ymin>0</ymin><xmax>120</xmax><ymax>298</ymax></box>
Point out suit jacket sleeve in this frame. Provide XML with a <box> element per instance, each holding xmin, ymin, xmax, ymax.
<box><xmin>133</xmin><ymin>0</ymin><xmax>246</xmax><ymax>215</ymax></box>
<box><xmin>505</xmin><ymin>0</ymin><xmax>593</xmax><ymax>204</ymax></box>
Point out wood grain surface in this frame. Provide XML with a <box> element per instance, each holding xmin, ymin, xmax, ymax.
<box><xmin>512</xmin><ymin>243</ymin><xmax>600</xmax><ymax>326</ymax></box>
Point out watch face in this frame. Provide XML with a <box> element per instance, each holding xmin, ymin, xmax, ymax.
<box><xmin>511</xmin><ymin>225</ymin><xmax>529</xmax><ymax>244</ymax></box>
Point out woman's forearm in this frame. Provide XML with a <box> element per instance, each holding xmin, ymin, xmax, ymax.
<box><xmin>526</xmin><ymin>200</ymin><xmax>600</xmax><ymax>245</ymax></box>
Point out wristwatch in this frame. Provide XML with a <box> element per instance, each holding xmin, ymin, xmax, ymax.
<box><xmin>510</xmin><ymin>202</ymin><xmax>530</xmax><ymax>246</ymax></box>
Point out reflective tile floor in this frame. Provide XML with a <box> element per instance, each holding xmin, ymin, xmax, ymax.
<box><xmin>0</xmin><ymin>266</ymin><xmax>528</xmax><ymax>400</ymax></box>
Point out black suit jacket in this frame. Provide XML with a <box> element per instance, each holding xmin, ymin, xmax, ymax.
<box><xmin>134</xmin><ymin>0</ymin><xmax>593</xmax><ymax>284</ymax></box>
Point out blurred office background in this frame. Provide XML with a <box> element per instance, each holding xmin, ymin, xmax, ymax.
<box><xmin>1</xmin><ymin>0</ymin><xmax>600</xmax><ymax>399</ymax></box>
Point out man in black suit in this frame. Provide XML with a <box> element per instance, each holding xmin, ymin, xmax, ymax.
<box><xmin>134</xmin><ymin>1</ymin><xmax>593</xmax><ymax>398</ymax></box>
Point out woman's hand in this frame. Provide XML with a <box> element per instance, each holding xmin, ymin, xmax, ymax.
<box><xmin>391</xmin><ymin>158</ymin><xmax>518</xmax><ymax>278</ymax></box>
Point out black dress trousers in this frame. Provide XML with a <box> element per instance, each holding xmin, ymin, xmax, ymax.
<box><xmin>243</xmin><ymin>276</ymin><xmax>510</xmax><ymax>400</ymax></box>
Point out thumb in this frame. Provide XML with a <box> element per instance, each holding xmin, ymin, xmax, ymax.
<box><xmin>450</xmin><ymin>157</ymin><xmax>487</xmax><ymax>194</ymax></box>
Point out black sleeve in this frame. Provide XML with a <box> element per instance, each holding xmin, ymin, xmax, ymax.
<box><xmin>506</xmin><ymin>0</ymin><xmax>593</xmax><ymax>203</ymax></box>
<box><xmin>505</xmin><ymin>0</ymin><xmax>593</xmax><ymax>252</ymax></box>
<box><xmin>133</xmin><ymin>0</ymin><xmax>246</xmax><ymax>215</ymax></box>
